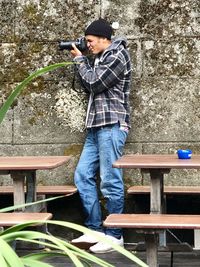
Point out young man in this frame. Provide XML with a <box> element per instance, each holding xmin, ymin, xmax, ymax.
<box><xmin>70</xmin><ymin>18</ymin><xmax>132</xmax><ymax>253</ymax></box>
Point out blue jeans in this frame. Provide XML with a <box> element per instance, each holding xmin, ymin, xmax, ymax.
<box><xmin>74</xmin><ymin>123</ymin><xmax>128</xmax><ymax>238</ymax></box>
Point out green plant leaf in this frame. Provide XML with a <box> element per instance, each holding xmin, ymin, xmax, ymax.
<box><xmin>19</xmin><ymin>238</ymin><xmax>112</xmax><ymax>267</ymax></box>
<box><xmin>46</xmin><ymin>221</ymin><xmax>149</xmax><ymax>267</ymax></box>
<box><xmin>2</xmin><ymin>230</ymin><xmax>113</xmax><ymax>267</ymax></box>
<box><xmin>0</xmin><ymin>194</ymin><xmax>66</xmax><ymax>213</ymax></box>
<box><xmin>0</xmin><ymin>237</ymin><xmax>24</xmax><ymax>267</ymax></box>
<box><xmin>22</xmin><ymin>258</ymin><xmax>54</xmax><ymax>267</ymax></box>
<box><xmin>0</xmin><ymin>254</ymin><xmax>7</xmax><ymax>267</ymax></box>
<box><xmin>22</xmin><ymin>251</ymin><xmax>70</xmax><ymax>260</ymax></box>
<box><xmin>1</xmin><ymin>221</ymin><xmax>148</xmax><ymax>267</ymax></box>
<box><xmin>0</xmin><ymin>61</ymin><xmax>74</xmax><ymax>125</ymax></box>
<box><xmin>23</xmin><ymin>251</ymin><xmax>93</xmax><ymax>267</ymax></box>
<box><xmin>2</xmin><ymin>231</ymin><xmax>86</xmax><ymax>267</ymax></box>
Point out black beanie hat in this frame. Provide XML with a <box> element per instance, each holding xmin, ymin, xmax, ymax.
<box><xmin>85</xmin><ymin>18</ymin><xmax>113</xmax><ymax>40</ymax></box>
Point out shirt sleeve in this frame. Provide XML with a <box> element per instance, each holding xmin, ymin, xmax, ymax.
<box><xmin>74</xmin><ymin>53</ymin><xmax>126</xmax><ymax>94</ymax></box>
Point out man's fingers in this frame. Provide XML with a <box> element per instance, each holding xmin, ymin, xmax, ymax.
<box><xmin>71</xmin><ymin>43</ymin><xmax>82</xmax><ymax>56</ymax></box>
<box><xmin>72</xmin><ymin>43</ymin><xmax>76</xmax><ymax>49</ymax></box>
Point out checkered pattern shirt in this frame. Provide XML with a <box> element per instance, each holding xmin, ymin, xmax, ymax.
<box><xmin>74</xmin><ymin>37</ymin><xmax>132</xmax><ymax>129</ymax></box>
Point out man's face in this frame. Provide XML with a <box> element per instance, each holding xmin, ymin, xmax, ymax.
<box><xmin>85</xmin><ymin>35</ymin><xmax>109</xmax><ymax>54</ymax></box>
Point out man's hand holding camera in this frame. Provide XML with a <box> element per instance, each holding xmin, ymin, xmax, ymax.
<box><xmin>70</xmin><ymin>43</ymin><xmax>82</xmax><ymax>58</ymax></box>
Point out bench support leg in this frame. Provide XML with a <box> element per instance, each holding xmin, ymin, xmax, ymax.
<box><xmin>11</xmin><ymin>172</ymin><xmax>26</xmax><ymax>211</ymax></box>
<box><xmin>148</xmin><ymin>169</ymin><xmax>170</xmax><ymax>248</ymax></box>
<box><xmin>25</xmin><ymin>171</ymin><xmax>37</xmax><ymax>212</ymax></box>
<box><xmin>170</xmin><ymin>251</ymin><xmax>174</xmax><ymax>267</ymax></box>
<box><xmin>194</xmin><ymin>229</ymin><xmax>200</xmax><ymax>250</ymax></box>
<box><xmin>145</xmin><ymin>233</ymin><xmax>158</xmax><ymax>267</ymax></box>
<box><xmin>149</xmin><ymin>169</ymin><xmax>164</xmax><ymax>214</ymax></box>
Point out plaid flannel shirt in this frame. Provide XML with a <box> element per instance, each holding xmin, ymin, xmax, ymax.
<box><xmin>74</xmin><ymin>37</ymin><xmax>132</xmax><ymax>129</ymax></box>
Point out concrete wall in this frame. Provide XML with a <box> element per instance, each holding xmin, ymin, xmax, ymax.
<box><xmin>1</xmin><ymin>0</ymin><xmax>200</xmax><ymax>190</ymax></box>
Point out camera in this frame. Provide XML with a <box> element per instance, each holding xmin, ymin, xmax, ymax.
<box><xmin>59</xmin><ymin>37</ymin><xmax>87</xmax><ymax>52</ymax></box>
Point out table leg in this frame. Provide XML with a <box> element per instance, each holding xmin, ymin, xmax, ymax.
<box><xmin>145</xmin><ymin>233</ymin><xmax>159</xmax><ymax>267</ymax></box>
<box><xmin>149</xmin><ymin>169</ymin><xmax>164</xmax><ymax>214</ymax></box>
<box><xmin>11</xmin><ymin>171</ymin><xmax>37</xmax><ymax>212</ymax></box>
<box><xmin>26</xmin><ymin>171</ymin><xmax>36</xmax><ymax>203</ymax></box>
<box><xmin>10</xmin><ymin>171</ymin><xmax>26</xmax><ymax>211</ymax></box>
<box><xmin>25</xmin><ymin>171</ymin><xmax>37</xmax><ymax>212</ymax></box>
<box><xmin>146</xmin><ymin>169</ymin><xmax>170</xmax><ymax>249</ymax></box>
<box><xmin>149</xmin><ymin>169</ymin><xmax>166</xmax><ymax>248</ymax></box>
<box><xmin>194</xmin><ymin>229</ymin><xmax>200</xmax><ymax>250</ymax></box>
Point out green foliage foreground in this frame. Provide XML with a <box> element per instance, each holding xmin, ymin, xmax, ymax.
<box><xmin>0</xmin><ymin>219</ymin><xmax>148</xmax><ymax>267</ymax></box>
<box><xmin>0</xmin><ymin>197</ymin><xmax>148</xmax><ymax>267</ymax></box>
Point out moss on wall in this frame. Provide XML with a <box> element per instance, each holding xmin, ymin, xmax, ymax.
<box><xmin>64</xmin><ymin>145</ymin><xmax>83</xmax><ymax>157</ymax></box>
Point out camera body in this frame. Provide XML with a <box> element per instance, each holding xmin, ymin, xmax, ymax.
<box><xmin>59</xmin><ymin>37</ymin><xmax>87</xmax><ymax>52</ymax></box>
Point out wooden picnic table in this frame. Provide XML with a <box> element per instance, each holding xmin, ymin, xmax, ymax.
<box><xmin>113</xmin><ymin>154</ymin><xmax>200</xmax><ymax>214</ymax></box>
<box><xmin>0</xmin><ymin>156</ymin><xmax>71</xmax><ymax>211</ymax></box>
<box><xmin>112</xmin><ymin>154</ymin><xmax>200</xmax><ymax>267</ymax></box>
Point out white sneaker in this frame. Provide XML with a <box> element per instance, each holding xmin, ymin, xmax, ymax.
<box><xmin>89</xmin><ymin>235</ymin><xmax>124</xmax><ymax>253</ymax></box>
<box><xmin>71</xmin><ymin>232</ymin><xmax>105</xmax><ymax>249</ymax></box>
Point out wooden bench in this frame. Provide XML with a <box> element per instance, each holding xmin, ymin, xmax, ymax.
<box><xmin>104</xmin><ymin>213</ymin><xmax>200</xmax><ymax>267</ymax></box>
<box><xmin>0</xmin><ymin>212</ymin><xmax>53</xmax><ymax>250</ymax></box>
<box><xmin>127</xmin><ymin>185</ymin><xmax>200</xmax><ymax>250</ymax></box>
<box><xmin>0</xmin><ymin>185</ymin><xmax>77</xmax><ymax>196</ymax></box>
<box><xmin>0</xmin><ymin>212</ymin><xmax>52</xmax><ymax>227</ymax></box>
<box><xmin>127</xmin><ymin>185</ymin><xmax>200</xmax><ymax>195</ymax></box>
<box><xmin>0</xmin><ymin>185</ymin><xmax>77</xmax><ymax>212</ymax></box>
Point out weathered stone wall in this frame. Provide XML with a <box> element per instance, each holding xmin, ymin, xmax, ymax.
<box><xmin>1</xmin><ymin>0</ymin><xmax>200</xmax><ymax>189</ymax></box>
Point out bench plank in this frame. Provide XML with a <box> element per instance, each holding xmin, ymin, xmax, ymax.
<box><xmin>127</xmin><ymin>185</ymin><xmax>200</xmax><ymax>195</ymax></box>
<box><xmin>0</xmin><ymin>212</ymin><xmax>52</xmax><ymax>226</ymax></box>
<box><xmin>0</xmin><ymin>185</ymin><xmax>77</xmax><ymax>195</ymax></box>
<box><xmin>104</xmin><ymin>214</ymin><xmax>200</xmax><ymax>229</ymax></box>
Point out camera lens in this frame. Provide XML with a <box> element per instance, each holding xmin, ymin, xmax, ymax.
<box><xmin>59</xmin><ymin>37</ymin><xmax>87</xmax><ymax>52</ymax></box>
<box><xmin>59</xmin><ymin>41</ymin><xmax>74</xmax><ymax>50</ymax></box>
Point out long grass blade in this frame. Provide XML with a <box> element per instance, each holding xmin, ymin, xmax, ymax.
<box><xmin>2</xmin><ymin>230</ymin><xmax>86</xmax><ymax>267</ymax></box>
<box><xmin>0</xmin><ymin>237</ymin><xmax>24</xmax><ymax>267</ymax></box>
<box><xmin>3</xmin><ymin>230</ymin><xmax>113</xmax><ymax>267</ymax></box>
<box><xmin>2</xmin><ymin>222</ymin><xmax>147</xmax><ymax>267</ymax></box>
<box><xmin>20</xmin><ymin>238</ymin><xmax>112</xmax><ymax>267</ymax></box>
<box><xmin>0</xmin><ymin>194</ymin><xmax>66</xmax><ymax>213</ymax></box>
<box><xmin>2</xmin><ymin>229</ymin><xmax>110</xmax><ymax>267</ymax></box>
<box><xmin>0</xmin><ymin>254</ymin><xmax>7</xmax><ymax>267</ymax></box>
<box><xmin>47</xmin><ymin>220</ymin><xmax>149</xmax><ymax>267</ymax></box>
<box><xmin>23</xmin><ymin>251</ymin><xmax>93</xmax><ymax>267</ymax></box>
<box><xmin>21</xmin><ymin>258</ymin><xmax>54</xmax><ymax>267</ymax></box>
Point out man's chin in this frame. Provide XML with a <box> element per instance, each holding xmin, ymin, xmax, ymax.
<box><xmin>89</xmin><ymin>49</ymin><xmax>97</xmax><ymax>54</ymax></box>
